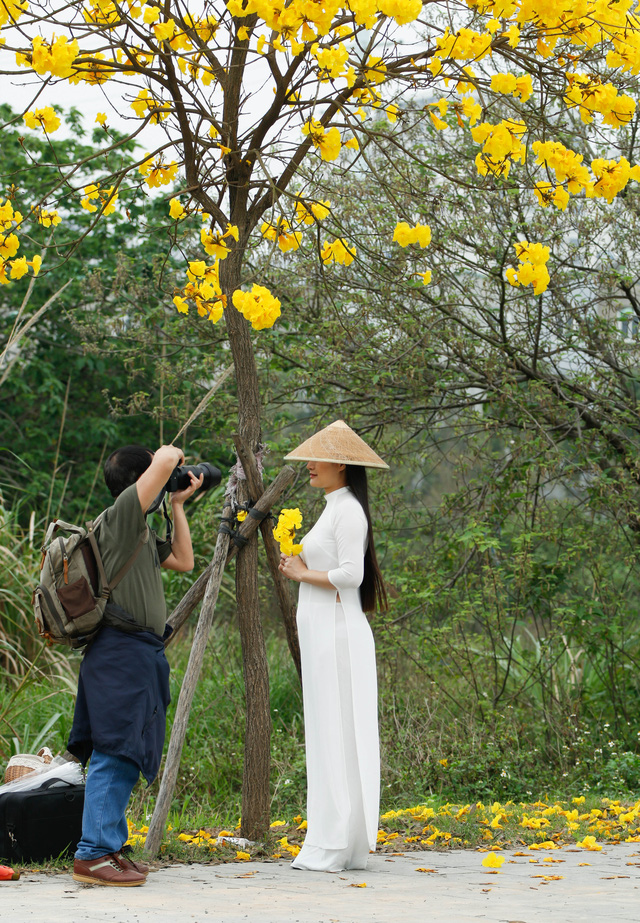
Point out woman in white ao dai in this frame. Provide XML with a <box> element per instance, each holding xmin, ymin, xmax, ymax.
<box><xmin>280</xmin><ymin>422</ymin><xmax>388</xmax><ymax>873</ymax></box>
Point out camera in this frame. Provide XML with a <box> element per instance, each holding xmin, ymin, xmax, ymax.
<box><xmin>147</xmin><ymin>462</ymin><xmax>222</xmax><ymax>516</ymax></box>
<box><xmin>165</xmin><ymin>462</ymin><xmax>222</xmax><ymax>493</ymax></box>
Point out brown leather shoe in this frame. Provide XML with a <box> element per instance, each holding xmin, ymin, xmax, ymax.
<box><xmin>115</xmin><ymin>850</ymin><xmax>149</xmax><ymax>876</ymax></box>
<box><xmin>73</xmin><ymin>854</ymin><xmax>146</xmax><ymax>886</ymax></box>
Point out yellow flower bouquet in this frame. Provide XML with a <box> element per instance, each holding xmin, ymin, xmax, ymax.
<box><xmin>273</xmin><ymin>508</ymin><xmax>303</xmax><ymax>555</ymax></box>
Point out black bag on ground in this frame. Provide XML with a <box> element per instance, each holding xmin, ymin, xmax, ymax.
<box><xmin>0</xmin><ymin>778</ymin><xmax>85</xmax><ymax>863</ymax></box>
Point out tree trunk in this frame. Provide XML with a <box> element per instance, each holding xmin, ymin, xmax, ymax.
<box><xmin>221</xmin><ymin>249</ymin><xmax>271</xmax><ymax>840</ymax></box>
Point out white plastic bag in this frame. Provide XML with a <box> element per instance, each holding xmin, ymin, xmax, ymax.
<box><xmin>0</xmin><ymin>756</ymin><xmax>84</xmax><ymax>796</ymax></box>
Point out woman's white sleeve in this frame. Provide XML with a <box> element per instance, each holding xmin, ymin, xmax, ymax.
<box><xmin>327</xmin><ymin>505</ymin><xmax>366</xmax><ymax>590</ymax></box>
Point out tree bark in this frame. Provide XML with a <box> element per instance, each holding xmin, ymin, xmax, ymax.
<box><xmin>221</xmin><ymin>248</ymin><xmax>271</xmax><ymax>840</ymax></box>
<box><xmin>233</xmin><ymin>432</ymin><xmax>301</xmax><ymax>680</ymax></box>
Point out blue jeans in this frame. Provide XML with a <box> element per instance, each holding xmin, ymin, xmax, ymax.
<box><xmin>75</xmin><ymin>750</ymin><xmax>140</xmax><ymax>859</ymax></box>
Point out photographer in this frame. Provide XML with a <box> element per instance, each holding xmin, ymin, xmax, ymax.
<box><xmin>67</xmin><ymin>444</ymin><xmax>201</xmax><ymax>887</ymax></box>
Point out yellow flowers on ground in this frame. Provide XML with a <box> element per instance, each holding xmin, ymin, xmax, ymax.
<box><xmin>273</xmin><ymin>508</ymin><xmax>303</xmax><ymax>556</ymax></box>
<box><xmin>232</xmin><ymin>284</ymin><xmax>281</xmax><ymax>330</ymax></box>
<box><xmin>505</xmin><ymin>240</ymin><xmax>550</xmax><ymax>295</ymax></box>
<box><xmin>23</xmin><ymin>106</ymin><xmax>61</xmax><ymax>132</ymax></box>
<box><xmin>482</xmin><ymin>852</ymin><xmax>505</xmax><ymax>869</ymax></box>
<box><xmin>576</xmin><ymin>835</ymin><xmax>602</xmax><ymax>851</ymax></box>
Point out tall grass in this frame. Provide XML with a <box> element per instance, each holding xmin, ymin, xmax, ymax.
<box><xmin>0</xmin><ymin>497</ymin><xmax>75</xmax><ymax>759</ymax></box>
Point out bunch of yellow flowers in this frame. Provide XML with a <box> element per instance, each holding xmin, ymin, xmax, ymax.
<box><xmin>232</xmin><ymin>284</ymin><xmax>281</xmax><ymax>330</ymax></box>
<box><xmin>273</xmin><ymin>508</ymin><xmax>303</xmax><ymax>556</ymax></box>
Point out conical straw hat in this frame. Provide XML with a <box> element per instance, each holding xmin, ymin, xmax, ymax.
<box><xmin>284</xmin><ymin>420</ymin><xmax>389</xmax><ymax>469</ymax></box>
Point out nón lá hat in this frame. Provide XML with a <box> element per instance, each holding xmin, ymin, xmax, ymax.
<box><xmin>284</xmin><ymin>420</ymin><xmax>389</xmax><ymax>469</ymax></box>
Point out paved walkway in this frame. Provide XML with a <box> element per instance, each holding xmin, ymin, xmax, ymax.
<box><xmin>2</xmin><ymin>844</ymin><xmax>640</xmax><ymax>922</ymax></box>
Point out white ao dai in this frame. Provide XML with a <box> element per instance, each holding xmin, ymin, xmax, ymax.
<box><xmin>292</xmin><ymin>486</ymin><xmax>380</xmax><ymax>873</ymax></box>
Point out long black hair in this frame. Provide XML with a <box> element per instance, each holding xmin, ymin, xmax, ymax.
<box><xmin>345</xmin><ymin>465</ymin><xmax>387</xmax><ymax>614</ymax></box>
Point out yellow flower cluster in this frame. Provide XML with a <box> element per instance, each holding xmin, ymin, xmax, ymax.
<box><xmin>232</xmin><ymin>284</ymin><xmax>282</xmax><ymax>330</ymax></box>
<box><xmin>16</xmin><ymin>35</ymin><xmax>78</xmax><ymax>79</ymax></box>
<box><xmin>201</xmin><ymin>222</ymin><xmax>239</xmax><ymax>259</ymax></box>
<box><xmin>130</xmin><ymin>89</ymin><xmax>170</xmax><ymax>123</ymax></box>
<box><xmin>321</xmin><ymin>237</ymin><xmax>356</xmax><ymax>266</ymax></box>
<box><xmin>173</xmin><ymin>260</ymin><xmax>226</xmax><ymax>324</ymax></box>
<box><xmin>393</xmin><ymin>222</ymin><xmax>431</xmax><ymax>248</ymax></box>
<box><xmin>273</xmin><ymin>508</ymin><xmax>303</xmax><ymax>556</ymax></box>
<box><xmin>34</xmin><ymin>207</ymin><xmax>62</xmax><ymax>228</ymax></box>
<box><xmin>471</xmin><ymin>119</ymin><xmax>526</xmax><ymax>178</ymax></box>
<box><xmin>532</xmin><ymin>141</ymin><xmax>640</xmax><ymax>206</ymax></box>
<box><xmin>23</xmin><ymin>106</ymin><xmax>61</xmax><ymax>133</ymax></box>
<box><xmin>261</xmin><ymin>219</ymin><xmax>302</xmax><ymax>253</ymax></box>
<box><xmin>138</xmin><ymin>155</ymin><xmax>178</xmax><ymax>188</ymax></box>
<box><xmin>565</xmin><ymin>74</ymin><xmax>636</xmax><ymax>127</ymax></box>
<box><xmin>295</xmin><ymin>200</ymin><xmax>331</xmax><ymax>225</ymax></box>
<box><xmin>505</xmin><ymin>240</ymin><xmax>550</xmax><ymax>295</ymax></box>
<box><xmin>80</xmin><ymin>183</ymin><xmax>118</xmax><ymax>215</ymax></box>
<box><xmin>430</xmin><ymin>28</ymin><xmax>493</xmax><ymax>76</ymax></box>
<box><xmin>0</xmin><ymin>0</ymin><xmax>27</xmax><ymax>28</ymax></box>
<box><xmin>490</xmin><ymin>72</ymin><xmax>533</xmax><ymax>103</ymax></box>
<box><xmin>0</xmin><ymin>198</ymin><xmax>42</xmax><ymax>285</ymax></box>
<box><xmin>591</xmin><ymin>156</ymin><xmax>640</xmax><ymax>204</ymax></box>
<box><xmin>302</xmin><ymin>119</ymin><xmax>342</xmax><ymax>162</ymax></box>
<box><xmin>393</xmin><ymin>222</ymin><xmax>433</xmax><ymax>285</ymax></box>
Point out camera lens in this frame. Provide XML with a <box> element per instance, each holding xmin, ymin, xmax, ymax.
<box><xmin>165</xmin><ymin>463</ymin><xmax>222</xmax><ymax>493</ymax></box>
<box><xmin>197</xmin><ymin>462</ymin><xmax>222</xmax><ymax>490</ymax></box>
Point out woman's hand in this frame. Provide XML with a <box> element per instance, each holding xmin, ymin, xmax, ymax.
<box><xmin>279</xmin><ymin>552</ymin><xmax>308</xmax><ymax>582</ymax></box>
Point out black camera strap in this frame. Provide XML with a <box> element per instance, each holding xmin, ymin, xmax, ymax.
<box><xmin>162</xmin><ymin>497</ymin><xmax>173</xmax><ymax>545</ymax></box>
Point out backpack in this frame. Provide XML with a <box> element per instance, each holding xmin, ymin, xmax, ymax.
<box><xmin>33</xmin><ymin>515</ymin><xmax>147</xmax><ymax>650</ymax></box>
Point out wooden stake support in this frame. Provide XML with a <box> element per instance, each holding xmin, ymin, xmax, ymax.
<box><xmin>144</xmin><ymin>462</ymin><xmax>296</xmax><ymax>856</ymax></box>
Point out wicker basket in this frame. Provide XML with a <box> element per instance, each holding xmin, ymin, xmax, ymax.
<box><xmin>4</xmin><ymin>747</ymin><xmax>53</xmax><ymax>783</ymax></box>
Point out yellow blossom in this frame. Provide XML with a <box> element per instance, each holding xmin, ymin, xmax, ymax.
<box><xmin>139</xmin><ymin>156</ymin><xmax>179</xmax><ymax>188</ymax></box>
<box><xmin>169</xmin><ymin>198</ymin><xmax>187</xmax><ymax>220</ymax></box>
<box><xmin>23</xmin><ymin>106</ymin><xmax>61</xmax><ymax>133</ymax></box>
<box><xmin>576</xmin><ymin>836</ymin><xmax>602</xmax><ymax>851</ymax></box>
<box><xmin>302</xmin><ymin>119</ymin><xmax>341</xmax><ymax>161</ymax></box>
<box><xmin>321</xmin><ymin>238</ymin><xmax>356</xmax><ymax>266</ymax></box>
<box><xmin>393</xmin><ymin>222</ymin><xmax>431</xmax><ymax>248</ymax></box>
<box><xmin>232</xmin><ymin>284</ymin><xmax>281</xmax><ymax>330</ymax></box>
<box><xmin>273</xmin><ymin>508</ymin><xmax>303</xmax><ymax>555</ymax></box>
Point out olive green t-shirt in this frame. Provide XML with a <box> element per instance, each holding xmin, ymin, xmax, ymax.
<box><xmin>97</xmin><ymin>483</ymin><xmax>172</xmax><ymax>637</ymax></box>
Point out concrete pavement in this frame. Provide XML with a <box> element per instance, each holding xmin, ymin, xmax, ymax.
<box><xmin>2</xmin><ymin>843</ymin><xmax>639</xmax><ymax>922</ymax></box>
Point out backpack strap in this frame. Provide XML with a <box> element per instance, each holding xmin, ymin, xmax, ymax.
<box><xmin>86</xmin><ymin>522</ymin><xmax>149</xmax><ymax>600</ymax></box>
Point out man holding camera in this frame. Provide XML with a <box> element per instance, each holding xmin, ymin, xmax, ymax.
<box><xmin>68</xmin><ymin>445</ymin><xmax>202</xmax><ymax>887</ymax></box>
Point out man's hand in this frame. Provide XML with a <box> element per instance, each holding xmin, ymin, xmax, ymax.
<box><xmin>136</xmin><ymin>444</ymin><xmax>185</xmax><ymax>514</ymax></box>
<box><xmin>170</xmin><ymin>470</ymin><xmax>204</xmax><ymax>507</ymax></box>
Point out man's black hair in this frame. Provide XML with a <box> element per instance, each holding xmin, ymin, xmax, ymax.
<box><xmin>104</xmin><ymin>445</ymin><xmax>154</xmax><ymax>498</ymax></box>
